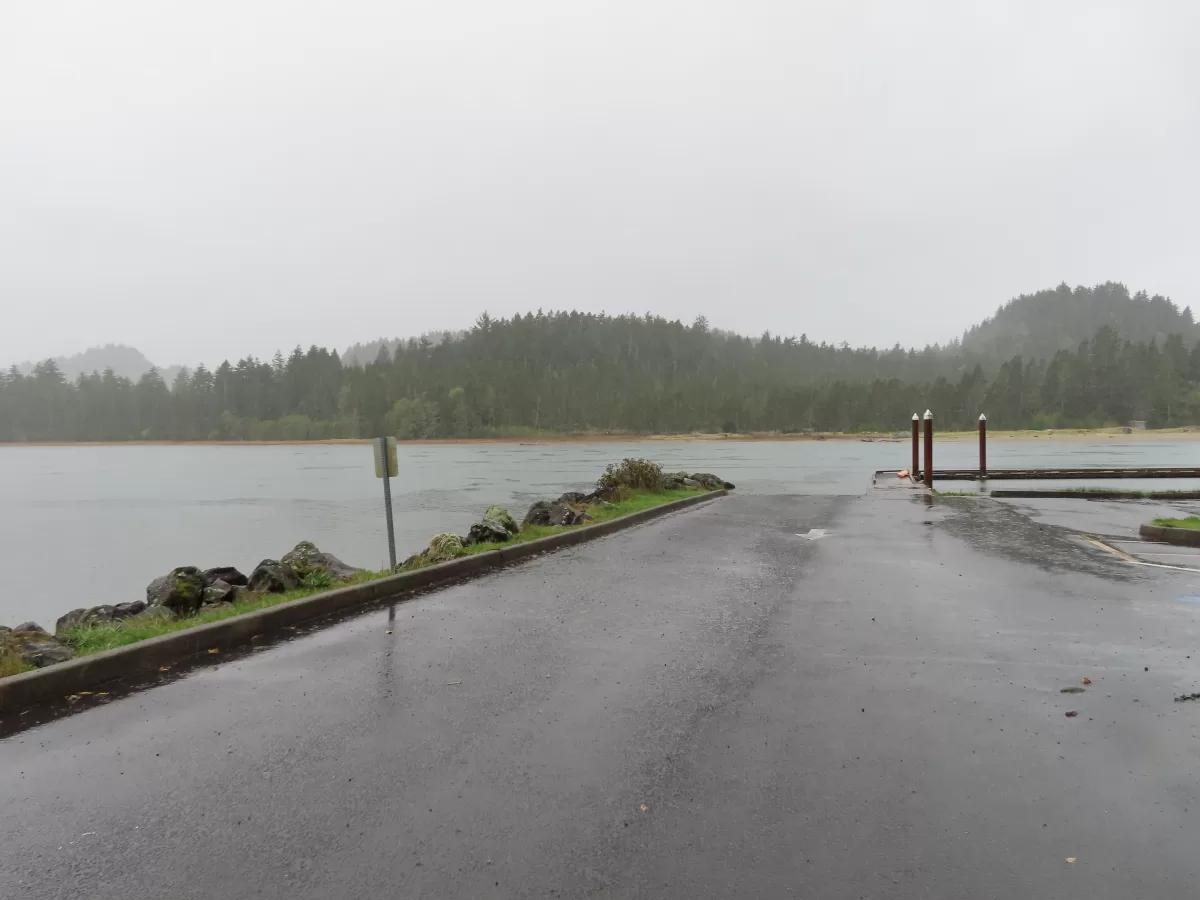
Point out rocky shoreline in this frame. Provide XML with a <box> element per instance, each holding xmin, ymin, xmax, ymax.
<box><xmin>0</xmin><ymin>540</ymin><xmax>365</xmax><ymax>673</ymax></box>
<box><xmin>398</xmin><ymin>468</ymin><xmax>733</xmax><ymax>568</ymax></box>
<box><xmin>1</xmin><ymin>460</ymin><xmax>732</xmax><ymax>676</ymax></box>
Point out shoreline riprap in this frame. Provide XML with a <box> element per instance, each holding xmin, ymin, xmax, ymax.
<box><xmin>1</xmin><ymin>460</ymin><xmax>733</xmax><ymax>679</ymax></box>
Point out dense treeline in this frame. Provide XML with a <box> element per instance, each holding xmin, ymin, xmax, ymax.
<box><xmin>3</xmin><ymin>310</ymin><xmax>1200</xmax><ymax>442</ymax></box>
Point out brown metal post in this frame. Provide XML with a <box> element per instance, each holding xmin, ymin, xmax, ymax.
<box><xmin>923</xmin><ymin>409</ymin><xmax>934</xmax><ymax>490</ymax></box>
<box><xmin>911</xmin><ymin>413</ymin><xmax>920</xmax><ymax>479</ymax></box>
<box><xmin>978</xmin><ymin>413</ymin><xmax>987</xmax><ymax>479</ymax></box>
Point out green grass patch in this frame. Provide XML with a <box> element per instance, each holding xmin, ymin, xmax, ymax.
<box><xmin>56</xmin><ymin>487</ymin><xmax>711</xmax><ymax>662</ymax></box>
<box><xmin>1152</xmin><ymin>516</ymin><xmax>1200</xmax><ymax>530</ymax></box>
<box><xmin>1060</xmin><ymin>488</ymin><xmax>1199</xmax><ymax>499</ymax></box>
<box><xmin>1061</xmin><ymin>487</ymin><xmax>1150</xmax><ymax>496</ymax></box>
<box><xmin>0</xmin><ymin>650</ymin><xmax>35</xmax><ymax>678</ymax></box>
<box><xmin>63</xmin><ymin>569</ymin><xmax>389</xmax><ymax>657</ymax></box>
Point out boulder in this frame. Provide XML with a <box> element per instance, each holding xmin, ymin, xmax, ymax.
<box><xmin>465</xmin><ymin>505</ymin><xmax>521</xmax><ymax>545</ymax></box>
<box><xmin>280</xmin><ymin>541</ymin><xmax>361</xmax><ymax>582</ymax></box>
<box><xmin>21</xmin><ymin>638</ymin><xmax>75</xmax><ymax>667</ymax></box>
<box><xmin>55</xmin><ymin>601</ymin><xmax>147</xmax><ymax>634</ymax></box>
<box><xmin>483</xmin><ymin>506</ymin><xmax>519</xmax><ymax>536</ymax></box>
<box><xmin>522</xmin><ymin>500</ymin><xmax>553</xmax><ymax>527</ymax></box>
<box><xmin>146</xmin><ymin>566</ymin><xmax>206</xmax><ymax>616</ymax></box>
<box><xmin>2</xmin><ymin>628</ymin><xmax>76</xmax><ymax>668</ymax></box>
<box><xmin>55</xmin><ymin>606</ymin><xmax>112</xmax><ymax>632</ymax></box>
<box><xmin>556</xmin><ymin>492</ymin><xmax>589</xmax><ymax>505</ymax></box>
<box><xmin>15</xmin><ymin>621</ymin><xmax>47</xmax><ymax>634</ymax></box>
<box><xmin>56</xmin><ymin>608</ymin><xmax>92</xmax><ymax>633</ymax></box>
<box><xmin>555</xmin><ymin>504</ymin><xmax>592</xmax><ymax>527</ymax></box>
<box><xmin>248</xmin><ymin>559</ymin><xmax>300</xmax><ymax>594</ymax></box>
<box><xmin>202</xmin><ymin>579</ymin><xmax>241</xmax><ymax>606</ymax></box>
<box><xmin>114</xmin><ymin>600</ymin><xmax>147</xmax><ymax>620</ymax></box>
<box><xmin>466</xmin><ymin>519</ymin><xmax>511</xmax><ymax>545</ymax></box>
<box><xmin>200</xmin><ymin>566</ymin><xmax>249</xmax><ymax>587</ymax></box>
<box><xmin>523</xmin><ymin>500</ymin><xmax>590</xmax><ymax>528</ymax></box>
<box><xmin>425</xmin><ymin>533</ymin><xmax>465</xmax><ymax>563</ymax></box>
<box><xmin>0</xmin><ymin>625</ymin><xmax>9</xmax><ymax>632</ymax></box>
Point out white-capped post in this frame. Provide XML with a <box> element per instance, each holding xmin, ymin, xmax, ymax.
<box><xmin>923</xmin><ymin>409</ymin><xmax>934</xmax><ymax>490</ymax></box>
<box><xmin>911</xmin><ymin>413</ymin><xmax>920</xmax><ymax>480</ymax></box>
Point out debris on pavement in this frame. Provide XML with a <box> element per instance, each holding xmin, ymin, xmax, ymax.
<box><xmin>1065</xmin><ymin>857</ymin><xmax>1076</xmax><ymax>864</ymax></box>
<box><xmin>1065</xmin><ymin>710</ymin><xmax>1078</xmax><ymax>717</ymax></box>
<box><xmin>1174</xmin><ymin>693</ymin><xmax>1200</xmax><ymax>703</ymax></box>
<box><xmin>1060</xmin><ymin>687</ymin><xmax>1085</xmax><ymax>694</ymax></box>
<box><xmin>1081</xmin><ymin>677</ymin><xmax>1092</xmax><ymax>685</ymax></box>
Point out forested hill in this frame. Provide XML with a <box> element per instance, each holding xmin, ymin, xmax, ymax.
<box><xmin>15</xmin><ymin>344</ymin><xmax>182</xmax><ymax>384</ymax></box>
<box><xmin>962</xmin><ymin>282</ymin><xmax>1197</xmax><ymax>362</ymax></box>
<box><xmin>3</xmin><ymin>285</ymin><xmax>1200</xmax><ymax>441</ymax></box>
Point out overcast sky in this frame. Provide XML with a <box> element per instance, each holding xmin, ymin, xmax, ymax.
<box><xmin>2</xmin><ymin>1</ymin><xmax>1197</xmax><ymax>368</ymax></box>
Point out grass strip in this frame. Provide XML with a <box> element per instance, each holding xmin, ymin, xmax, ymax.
<box><xmin>59</xmin><ymin>487</ymin><xmax>706</xmax><ymax>660</ymax></box>
<box><xmin>1151</xmin><ymin>516</ymin><xmax>1200</xmax><ymax>530</ymax></box>
<box><xmin>417</xmin><ymin>488</ymin><xmax>705</xmax><ymax>560</ymax></box>
<box><xmin>63</xmin><ymin>569</ymin><xmax>390</xmax><ymax>657</ymax></box>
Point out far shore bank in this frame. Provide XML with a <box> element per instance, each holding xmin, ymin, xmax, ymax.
<box><xmin>3</xmin><ymin>427</ymin><xmax>1200</xmax><ymax>448</ymax></box>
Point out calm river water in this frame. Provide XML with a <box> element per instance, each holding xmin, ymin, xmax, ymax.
<box><xmin>2</xmin><ymin>439</ymin><xmax>1198</xmax><ymax>626</ymax></box>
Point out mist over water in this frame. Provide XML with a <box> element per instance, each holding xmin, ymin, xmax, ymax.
<box><xmin>3</xmin><ymin>439</ymin><xmax>1199</xmax><ymax>625</ymax></box>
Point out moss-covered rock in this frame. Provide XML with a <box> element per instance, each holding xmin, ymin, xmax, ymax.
<box><xmin>426</xmin><ymin>533</ymin><xmax>466</xmax><ymax>563</ymax></box>
<box><xmin>55</xmin><ymin>601</ymin><xmax>147</xmax><ymax>634</ymax></box>
<box><xmin>483</xmin><ymin>506</ymin><xmax>519</xmax><ymax>536</ymax></box>
<box><xmin>523</xmin><ymin>500</ymin><xmax>589</xmax><ymax>527</ymax></box>
<box><xmin>146</xmin><ymin>566</ymin><xmax>206</xmax><ymax>616</ymax></box>
<box><xmin>280</xmin><ymin>541</ymin><xmax>361</xmax><ymax>581</ymax></box>
<box><xmin>1</xmin><ymin>628</ymin><xmax>76</xmax><ymax>669</ymax></box>
<box><xmin>466</xmin><ymin>506</ymin><xmax>521</xmax><ymax>545</ymax></box>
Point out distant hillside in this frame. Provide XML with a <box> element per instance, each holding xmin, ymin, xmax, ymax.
<box><xmin>341</xmin><ymin>330</ymin><xmax>466</xmax><ymax>366</ymax></box>
<box><xmin>14</xmin><ymin>344</ymin><xmax>183</xmax><ymax>385</ymax></box>
<box><xmin>961</xmin><ymin>282</ymin><xmax>1197</xmax><ymax>361</ymax></box>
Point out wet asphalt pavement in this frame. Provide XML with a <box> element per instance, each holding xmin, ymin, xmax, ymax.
<box><xmin>3</xmin><ymin>493</ymin><xmax>1200</xmax><ymax>899</ymax></box>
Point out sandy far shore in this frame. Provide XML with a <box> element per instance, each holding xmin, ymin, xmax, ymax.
<box><xmin>3</xmin><ymin>427</ymin><xmax>1200</xmax><ymax>448</ymax></box>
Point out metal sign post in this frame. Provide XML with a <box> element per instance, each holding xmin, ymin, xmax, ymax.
<box><xmin>978</xmin><ymin>413</ymin><xmax>987</xmax><ymax>479</ymax></box>
<box><xmin>373</xmin><ymin>436</ymin><xmax>398</xmax><ymax>570</ymax></box>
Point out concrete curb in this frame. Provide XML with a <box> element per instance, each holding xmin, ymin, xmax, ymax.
<box><xmin>1138</xmin><ymin>523</ymin><xmax>1200</xmax><ymax>547</ymax></box>
<box><xmin>0</xmin><ymin>490</ymin><xmax>726</xmax><ymax>713</ymax></box>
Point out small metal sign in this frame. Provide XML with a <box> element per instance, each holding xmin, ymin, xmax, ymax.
<box><xmin>373</xmin><ymin>436</ymin><xmax>398</xmax><ymax>478</ymax></box>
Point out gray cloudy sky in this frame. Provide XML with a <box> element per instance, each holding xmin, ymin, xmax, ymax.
<box><xmin>2</xmin><ymin>0</ymin><xmax>1197</xmax><ymax>368</ymax></box>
